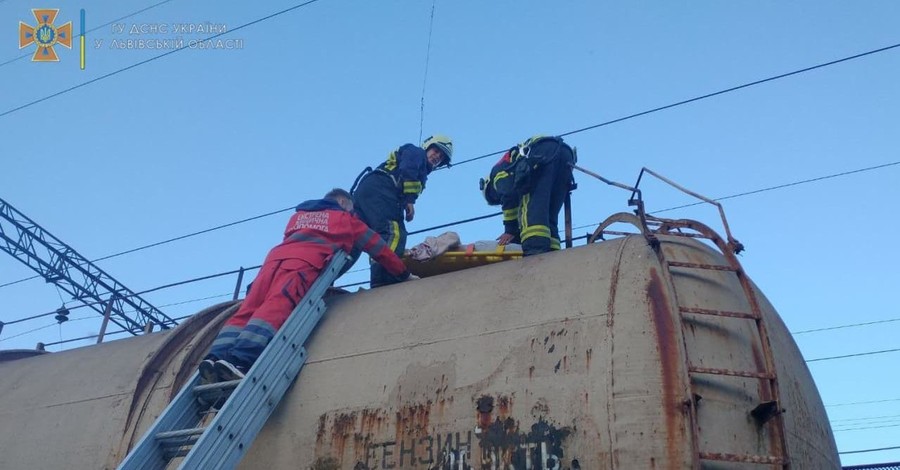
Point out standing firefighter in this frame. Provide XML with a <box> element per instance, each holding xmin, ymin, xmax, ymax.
<box><xmin>352</xmin><ymin>135</ymin><xmax>453</xmax><ymax>287</ymax></box>
<box><xmin>201</xmin><ymin>188</ymin><xmax>414</xmax><ymax>382</ymax></box>
<box><xmin>481</xmin><ymin>135</ymin><xmax>575</xmax><ymax>256</ymax></box>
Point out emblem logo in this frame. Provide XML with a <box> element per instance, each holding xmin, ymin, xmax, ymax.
<box><xmin>19</xmin><ymin>9</ymin><xmax>72</xmax><ymax>62</ymax></box>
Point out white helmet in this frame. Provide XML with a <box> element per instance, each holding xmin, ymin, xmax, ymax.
<box><xmin>423</xmin><ymin>134</ymin><xmax>453</xmax><ymax>168</ymax></box>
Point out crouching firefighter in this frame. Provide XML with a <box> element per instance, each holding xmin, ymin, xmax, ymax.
<box><xmin>351</xmin><ymin>135</ymin><xmax>453</xmax><ymax>287</ymax></box>
<box><xmin>480</xmin><ymin>135</ymin><xmax>575</xmax><ymax>256</ymax></box>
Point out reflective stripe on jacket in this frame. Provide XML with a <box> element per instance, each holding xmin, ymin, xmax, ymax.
<box><xmin>376</xmin><ymin>143</ymin><xmax>430</xmax><ymax>205</ymax></box>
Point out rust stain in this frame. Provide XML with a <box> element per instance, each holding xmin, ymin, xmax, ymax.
<box><xmin>331</xmin><ymin>412</ymin><xmax>357</xmax><ymax>459</ymax></box>
<box><xmin>586</xmin><ymin>348</ymin><xmax>593</xmax><ymax>369</ymax></box>
<box><xmin>750</xmin><ymin>340</ymin><xmax>780</xmax><ymax>455</ymax></box>
<box><xmin>317</xmin><ymin>414</ymin><xmax>327</xmax><ymax>442</ymax></box>
<box><xmin>563</xmin><ymin>355</ymin><xmax>569</xmax><ymax>372</ymax></box>
<box><xmin>528</xmin><ymin>365</ymin><xmax>535</xmax><ymax>379</ymax></box>
<box><xmin>749</xmin><ymin>341</ymin><xmax>772</xmax><ymax>401</ymax></box>
<box><xmin>647</xmin><ymin>267</ymin><xmax>685</xmax><ymax>467</ymax></box>
<box><xmin>498</xmin><ymin>395</ymin><xmax>513</xmax><ymax>419</ymax></box>
<box><xmin>360</xmin><ymin>409</ymin><xmax>384</xmax><ymax>435</ymax></box>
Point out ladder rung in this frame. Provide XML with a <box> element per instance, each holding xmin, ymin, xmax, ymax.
<box><xmin>156</xmin><ymin>427</ymin><xmax>206</xmax><ymax>442</ymax></box>
<box><xmin>193</xmin><ymin>379</ymin><xmax>241</xmax><ymax>394</ymax></box>
<box><xmin>668</xmin><ymin>261</ymin><xmax>736</xmax><ymax>271</ymax></box>
<box><xmin>689</xmin><ymin>366</ymin><xmax>774</xmax><ymax>379</ymax></box>
<box><xmin>679</xmin><ymin>306</ymin><xmax>759</xmax><ymax>320</ymax></box>
<box><xmin>162</xmin><ymin>447</ymin><xmax>192</xmax><ymax>460</ymax></box>
<box><xmin>700</xmin><ymin>452</ymin><xmax>787</xmax><ymax>465</ymax></box>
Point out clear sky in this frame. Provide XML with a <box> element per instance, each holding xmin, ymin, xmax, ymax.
<box><xmin>1</xmin><ymin>1</ymin><xmax>898</xmax><ymax>465</ymax></box>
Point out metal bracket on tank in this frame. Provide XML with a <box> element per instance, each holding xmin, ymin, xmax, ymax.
<box><xmin>570</xmin><ymin>163</ymin><xmax>658</xmax><ymax>249</ymax></box>
<box><xmin>751</xmin><ymin>400</ymin><xmax>785</xmax><ymax>425</ymax></box>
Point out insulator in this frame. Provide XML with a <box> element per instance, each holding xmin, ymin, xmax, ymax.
<box><xmin>55</xmin><ymin>306</ymin><xmax>69</xmax><ymax>324</ymax></box>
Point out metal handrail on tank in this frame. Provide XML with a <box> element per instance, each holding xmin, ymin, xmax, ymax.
<box><xmin>568</xmin><ymin>163</ymin><xmax>659</xmax><ymax>249</ymax></box>
<box><xmin>632</xmin><ymin>167</ymin><xmax>744</xmax><ymax>254</ymax></box>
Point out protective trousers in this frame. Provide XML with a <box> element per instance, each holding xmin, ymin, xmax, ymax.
<box><xmin>520</xmin><ymin>141</ymin><xmax>574</xmax><ymax>256</ymax></box>
<box><xmin>352</xmin><ymin>172</ymin><xmax>407</xmax><ymax>287</ymax></box>
<box><xmin>207</xmin><ymin>258</ymin><xmax>315</xmax><ymax>368</ymax></box>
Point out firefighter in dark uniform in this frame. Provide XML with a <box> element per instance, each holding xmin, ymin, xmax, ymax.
<box><xmin>352</xmin><ymin>135</ymin><xmax>453</xmax><ymax>287</ymax></box>
<box><xmin>481</xmin><ymin>135</ymin><xmax>575</xmax><ymax>256</ymax></box>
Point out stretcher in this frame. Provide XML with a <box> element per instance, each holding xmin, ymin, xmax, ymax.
<box><xmin>403</xmin><ymin>243</ymin><xmax>522</xmax><ymax>278</ymax></box>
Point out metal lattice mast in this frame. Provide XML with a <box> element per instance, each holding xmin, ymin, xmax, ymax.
<box><xmin>0</xmin><ymin>197</ymin><xmax>177</xmax><ymax>335</ymax></box>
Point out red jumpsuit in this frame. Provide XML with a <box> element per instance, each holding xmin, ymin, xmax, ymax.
<box><xmin>207</xmin><ymin>198</ymin><xmax>409</xmax><ymax>368</ymax></box>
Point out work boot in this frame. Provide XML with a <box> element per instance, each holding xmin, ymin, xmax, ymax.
<box><xmin>198</xmin><ymin>359</ymin><xmax>218</xmax><ymax>385</ymax></box>
<box><xmin>214</xmin><ymin>359</ymin><xmax>247</xmax><ymax>382</ymax></box>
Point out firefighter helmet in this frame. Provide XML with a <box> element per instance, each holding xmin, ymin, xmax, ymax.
<box><xmin>423</xmin><ymin>135</ymin><xmax>453</xmax><ymax>168</ymax></box>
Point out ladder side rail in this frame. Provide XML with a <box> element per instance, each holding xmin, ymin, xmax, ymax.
<box><xmin>184</xmin><ymin>301</ymin><xmax>325</xmax><ymax>470</ymax></box>
<box><xmin>652</xmin><ymin>243</ymin><xmax>703</xmax><ymax>470</ymax></box>
<box><xmin>653</xmin><ymin>219</ymin><xmax>790</xmax><ymax>468</ymax></box>
<box><xmin>178</xmin><ymin>252</ymin><xmax>347</xmax><ymax>470</ymax></box>
<box><xmin>202</xmin><ymin>346</ymin><xmax>311</xmax><ymax>470</ymax></box>
<box><xmin>115</xmin><ymin>373</ymin><xmax>204</xmax><ymax>470</ymax></box>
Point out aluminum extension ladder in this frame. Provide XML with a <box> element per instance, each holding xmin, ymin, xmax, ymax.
<box><xmin>652</xmin><ymin>218</ymin><xmax>791</xmax><ymax>468</ymax></box>
<box><xmin>116</xmin><ymin>251</ymin><xmax>349</xmax><ymax>470</ymax></box>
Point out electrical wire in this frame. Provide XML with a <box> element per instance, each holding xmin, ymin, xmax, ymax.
<box><xmin>831</xmin><ymin>413</ymin><xmax>900</xmax><ymax>423</ymax></box>
<box><xmin>418</xmin><ymin>0</ymin><xmax>436</xmax><ymax>143</ymax></box>
<box><xmin>827</xmin><ymin>398</ymin><xmax>900</xmax><ymax>408</ymax></box>
<box><xmin>839</xmin><ymin>445</ymin><xmax>900</xmax><ymax>455</ymax></box>
<box><xmin>27</xmin><ymin>292</ymin><xmax>239</xmax><ymax>348</ymax></box>
<box><xmin>833</xmin><ymin>423</ymin><xmax>900</xmax><ymax>433</ymax></box>
<box><xmin>650</xmin><ymin>161</ymin><xmax>900</xmax><ymax>214</ymax></box>
<box><xmin>450</xmin><ymin>43</ymin><xmax>900</xmax><ymax>167</ymax></box>
<box><xmin>2</xmin><ymin>153</ymin><xmax>896</xmax><ymax>324</ymax></box>
<box><xmin>0</xmin><ymin>208</ymin><xmax>285</xmax><ymax>288</ymax></box>
<box><xmin>0</xmin><ymin>322</ymin><xmax>57</xmax><ymax>342</ymax></box>
<box><xmin>807</xmin><ymin>347</ymin><xmax>900</xmax><ymax>363</ymax></box>
<box><xmin>0</xmin><ymin>0</ymin><xmax>325</xmax><ymax>119</ymax></box>
<box><xmin>792</xmin><ymin>316</ymin><xmax>900</xmax><ymax>335</ymax></box>
<box><xmin>0</xmin><ymin>0</ymin><xmax>177</xmax><ymax>69</ymax></box>
<box><xmin>2</xmin><ymin>265</ymin><xmax>260</xmax><ymax>326</ymax></box>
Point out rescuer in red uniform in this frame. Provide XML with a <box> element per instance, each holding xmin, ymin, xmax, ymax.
<box><xmin>201</xmin><ymin>188</ymin><xmax>414</xmax><ymax>382</ymax></box>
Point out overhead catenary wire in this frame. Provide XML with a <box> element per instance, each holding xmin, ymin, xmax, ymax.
<box><xmin>418</xmin><ymin>0</ymin><xmax>437</xmax><ymax>143</ymax></box>
<box><xmin>3</xmin><ymin>43</ymin><xmax>898</xmax><ymax>289</ymax></box>
<box><xmin>827</xmin><ymin>397</ymin><xmax>900</xmax><ymax>407</ymax></box>
<box><xmin>0</xmin><ymin>0</ymin><xmax>326</xmax><ymax>119</ymax></box>
<box><xmin>839</xmin><ymin>445</ymin><xmax>900</xmax><ymax>455</ymax></box>
<box><xmin>32</xmin><ymin>296</ymin><xmax>237</xmax><ymax>349</ymax></box>
<box><xmin>450</xmin><ymin>42</ymin><xmax>900</xmax><ymax>168</ymax></box>
<box><xmin>833</xmin><ymin>423</ymin><xmax>900</xmax><ymax>432</ymax></box>
<box><xmin>2</xmin><ymin>156</ymin><xmax>897</xmax><ymax>312</ymax></box>
<box><xmin>3</xmin><ymin>155</ymin><xmax>898</xmax><ymax>334</ymax></box>
<box><xmin>806</xmin><ymin>347</ymin><xmax>900</xmax><ymax>363</ymax></box>
<box><xmin>0</xmin><ymin>207</ymin><xmax>289</xmax><ymax>289</ymax></box>
<box><xmin>831</xmin><ymin>413</ymin><xmax>900</xmax><ymax>423</ymax></box>
<box><xmin>791</xmin><ymin>316</ymin><xmax>900</xmax><ymax>335</ymax></box>
<box><xmin>2</xmin><ymin>265</ymin><xmax>261</xmax><ymax>327</ymax></box>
